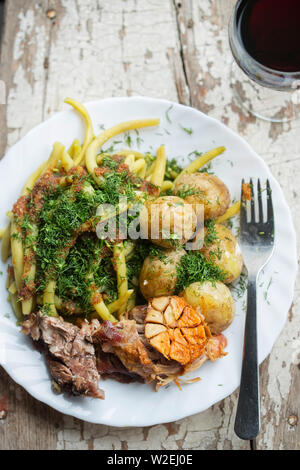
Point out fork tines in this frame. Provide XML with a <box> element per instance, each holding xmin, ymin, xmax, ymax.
<box><xmin>241</xmin><ymin>178</ymin><xmax>274</xmax><ymax>226</ymax></box>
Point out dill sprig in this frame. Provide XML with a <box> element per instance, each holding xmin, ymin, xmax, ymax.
<box><xmin>165</xmin><ymin>105</ymin><xmax>173</xmax><ymax>123</ymax></box>
<box><xmin>179</xmin><ymin>124</ymin><xmax>193</xmax><ymax>135</ymax></box>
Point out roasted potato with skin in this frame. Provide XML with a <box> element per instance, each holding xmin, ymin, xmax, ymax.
<box><xmin>201</xmin><ymin>224</ymin><xmax>243</xmax><ymax>284</ymax></box>
<box><xmin>174</xmin><ymin>172</ymin><xmax>230</xmax><ymax>220</ymax></box>
<box><xmin>139</xmin><ymin>248</ymin><xmax>186</xmax><ymax>300</ymax></box>
<box><xmin>181</xmin><ymin>281</ymin><xmax>235</xmax><ymax>334</ymax></box>
<box><xmin>140</xmin><ymin>195</ymin><xmax>197</xmax><ymax>248</ymax></box>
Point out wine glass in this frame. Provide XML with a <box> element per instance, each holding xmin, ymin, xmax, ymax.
<box><xmin>228</xmin><ymin>0</ymin><xmax>300</xmax><ymax>122</ymax></box>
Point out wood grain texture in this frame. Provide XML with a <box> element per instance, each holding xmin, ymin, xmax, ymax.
<box><xmin>0</xmin><ymin>0</ymin><xmax>299</xmax><ymax>450</ymax></box>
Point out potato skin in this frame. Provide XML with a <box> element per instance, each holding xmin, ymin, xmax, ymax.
<box><xmin>174</xmin><ymin>172</ymin><xmax>230</xmax><ymax>220</ymax></box>
<box><xmin>139</xmin><ymin>248</ymin><xmax>186</xmax><ymax>300</ymax></box>
<box><xmin>181</xmin><ymin>281</ymin><xmax>235</xmax><ymax>334</ymax></box>
<box><xmin>201</xmin><ymin>224</ymin><xmax>243</xmax><ymax>284</ymax></box>
<box><xmin>140</xmin><ymin>195</ymin><xmax>196</xmax><ymax>249</ymax></box>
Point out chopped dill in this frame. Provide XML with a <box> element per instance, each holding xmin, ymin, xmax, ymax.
<box><xmin>204</xmin><ymin>219</ymin><xmax>218</xmax><ymax>246</ymax></box>
<box><xmin>125</xmin><ymin>133</ymin><xmax>132</xmax><ymax>147</ymax></box>
<box><xmin>175</xmin><ymin>252</ymin><xmax>227</xmax><ymax>292</ymax></box>
<box><xmin>103</xmin><ymin>144</ymin><xmax>115</xmax><ymax>153</ymax></box>
<box><xmin>197</xmin><ymin>161</ymin><xmax>214</xmax><ymax>174</ymax></box>
<box><xmin>94</xmin><ymin>257</ymin><xmax>118</xmax><ymax>303</ymax></box>
<box><xmin>176</xmin><ymin>185</ymin><xmax>204</xmax><ymax>200</ymax></box>
<box><xmin>136</xmin><ymin>136</ymin><xmax>143</xmax><ymax>147</ymax></box>
<box><xmin>263</xmin><ymin>276</ymin><xmax>273</xmax><ymax>304</ymax></box>
<box><xmin>165</xmin><ymin>159</ymin><xmax>182</xmax><ymax>181</ymax></box>
<box><xmin>144</xmin><ymin>152</ymin><xmax>156</xmax><ymax>173</ymax></box>
<box><xmin>102</xmin><ymin>156</ymin><xmax>119</xmax><ymax>170</ymax></box>
<box><xmin>165</xmin><ymin>105</ymin><xmax>173</xmax><ymax>123</ymax></box>
<box><xmin>179</xmin><ymin>125</ymin><xmax>193</xmax><ymax>135</ymax></box>
<box><xmin>148</xmin><ymin>244</ymin><xmax>168</xmax><ymax>262</ymax></box>
<box><xmin>11</xmin><ymin>231</ymin><xmax>21</xmax><ymax>241</ymax></box>
<box><xmin>224</xmin><ymin>218</ymin><xmax>233</xmax><ymax>230</ymax></box>
<box><xmin>126</xmin><ymin>241</ymin><xmax>152</xmax><ymax>289</ymax></box>
<box><xmin>34</xmin><ymin>159</ymin><xmax>139</xmax><ymax>299</ymax></box>
<box><xmin>40</xmin><ymin>303</ymin><xmax>53</xmax><ymax>317</ymax></box>
<box><xmin>230</xmin><ymin>272</ymin><xmax>248</xmax><ymax>299</ymax></box>
<box><xmin>188</xmin><ymin>150</ymin><xmax>203</xmax><ymax>158</ymax></box>
<box><xmin>56</xmin><ymin>235</ymin><xmax>95</xmax><ymax>312</ymax></box>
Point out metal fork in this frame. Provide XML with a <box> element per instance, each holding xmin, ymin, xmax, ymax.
<box><xmin>234</xmin><ymin>179</ymin><xmax>275</xmax><ymax>441</ymax></box>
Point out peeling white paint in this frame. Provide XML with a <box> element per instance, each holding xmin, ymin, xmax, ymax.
<box><xmin>13</xmin><ymin>9</ymin><xmax>35</xmax><ymax>61</ymax></box>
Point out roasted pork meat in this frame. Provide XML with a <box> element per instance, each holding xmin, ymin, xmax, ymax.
<box><xmin>92</xmin><ymin>315</ymin><xmax>183</xmax><ymax>388</ymax></box>
<box><xmin>21</xmin><ymin>300</ymin><xmax>227</xmax><ymax>398</ymax></box>
<box><xmin>22</xmin><ymin>312</ymin><xmax>104</xmax><ymax>399</ymax></box>
<box><xmin>92</xmin><ymin>304</ymin><xmax>227</xmax><ymax>388</ymax></box>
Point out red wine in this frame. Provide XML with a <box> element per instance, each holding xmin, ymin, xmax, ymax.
<box><xmin>238</xmin><ymin>0</ymin><xmax>300</xmax><ymax>72</ymax></box>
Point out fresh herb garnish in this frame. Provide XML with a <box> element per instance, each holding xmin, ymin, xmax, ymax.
<box><xmin>179</xmin><ymin>125</ymin><xmax>193</xmax><ymax>135</ymax></box>
<box><xmin>175</xmin><ymin>252</ymin><xmax>227</xmax><ymax>292</ymax></box>
<box><xmin>125</xmin><ymin>133</ymin><xmax>132</xmax><ymax>147</ymax></box>
<box><xmin>176</xmin><ymin>185</ymin><xmax>204</xmax><ymax>200</ymax></box>
<box><xmin>230</xmin><ymin>272</ymin><xmax>248</xmax><ymax>299</ymax></box>
<box><xmin>165</xmin><ymin>105</ymin><xmax>173</xmax><ymax>123</ymax></box>
<box><xmin>197</xmin><ymin>161</ymin><xmax>214</xmax><ymax>174</ymax></box>
<box><xmin>204</xmin><ymin>219</ymin><xmax>218</xmax><ymax>246</ymax></box>
<box><xmin>165</xmin><ymin>159</ymin><xmax>182</xmax><ymax>181</ymax></box>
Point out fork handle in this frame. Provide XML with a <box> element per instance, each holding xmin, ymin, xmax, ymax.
<box><xmin>234</xmin><ymin>275</ymin><xmax>260</xmax><ymax>440</ymax></box>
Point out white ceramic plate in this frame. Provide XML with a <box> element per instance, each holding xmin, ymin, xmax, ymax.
<box><xmin>0</xmin><ymin>97</ymin><xmax>297</xmax><ymax>426</ymax></box>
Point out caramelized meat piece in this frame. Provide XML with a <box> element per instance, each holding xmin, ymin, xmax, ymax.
<box><xmin>93</xmin><ymin>319</ymin><xmax>157</xmax><ymax>383</ymax></box>
<box><xmin>22</xmin><ymin>312</ymin><xmax>104</xmax><ymax>399</ymax></box>
<box><xmin>96</xmin><ymin>351</ymin><xmax>143</xmax><ymax>384</ymax></box>
<box><xmin>92</xmin><ymin>316</ymin><xmax>184</xmax><ymax>387</ymax></box>
<box><xmin>92</xmin><ymin>302</ymin><xmax>227</xmax><ymax>389</ymax></box>
<box><xmin>92</xmin><ymin>308</ymin><xmax>186</xmax><ymax>388</ymax></box>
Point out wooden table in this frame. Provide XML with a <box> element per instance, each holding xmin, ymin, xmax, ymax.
<box><xmin>0</xmin><ymin>0</ymin><xmax>299</xmax><ymax>451</ymax></box>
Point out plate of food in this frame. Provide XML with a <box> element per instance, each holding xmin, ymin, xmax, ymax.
<box><xmin>0</xmin><ymin>96</ymin><xmax>297</xmax><ymax>426</ymax></box>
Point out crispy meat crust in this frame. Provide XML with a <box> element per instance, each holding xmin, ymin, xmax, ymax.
<box><xmin>92</xmin><ymin>305</ymin><xmax>227</xmax><ymax>389</ymax></box>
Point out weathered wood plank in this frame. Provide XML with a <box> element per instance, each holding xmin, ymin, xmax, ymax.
<box><xmin>0</xmin><ymin>0</ymin><xmax>53</xmax><ymax>157</ymax></box>
<box><xmin>0</xmin><ymin>0</ymin><xmax>299</xmax><ymax>450</ymax></box>
<box><xmin>0</xmin><ymin>0</ymin><xmax>62</xmax><ymax>451</ymax></box>
<box><xmin>0</xmin><ymin>367</ymin><xmax>62</xmax><ymax>450</ymax></box>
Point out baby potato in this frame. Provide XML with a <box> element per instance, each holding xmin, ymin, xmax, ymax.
<box><xmin>181</xmin><ymin>281</ymin><xmax>235</xmax><ymax>334</ymax></box>
<box><xmin>140</xmin><ymin>195</ymin><xmax>196</xmax><ymax>249</ymax></box>
<box><xmin>201</xmin><ymin>224</ymin><xmax>243</xmax><ymax>284</ymax></box>
<box><xmin>139</xmin><ymin>247</ymin><xmax>186</xmax><ymax>300</ymax></box>
<box><xmin>174</xmin><ymin>172</ymin><xmax>230</xmax><ymax>220</ymax></box>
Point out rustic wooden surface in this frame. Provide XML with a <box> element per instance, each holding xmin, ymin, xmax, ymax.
<box><xmin>0</xmin><ymin>0</ymin><xmax>299</xmax><ymax>450</ymax></box>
